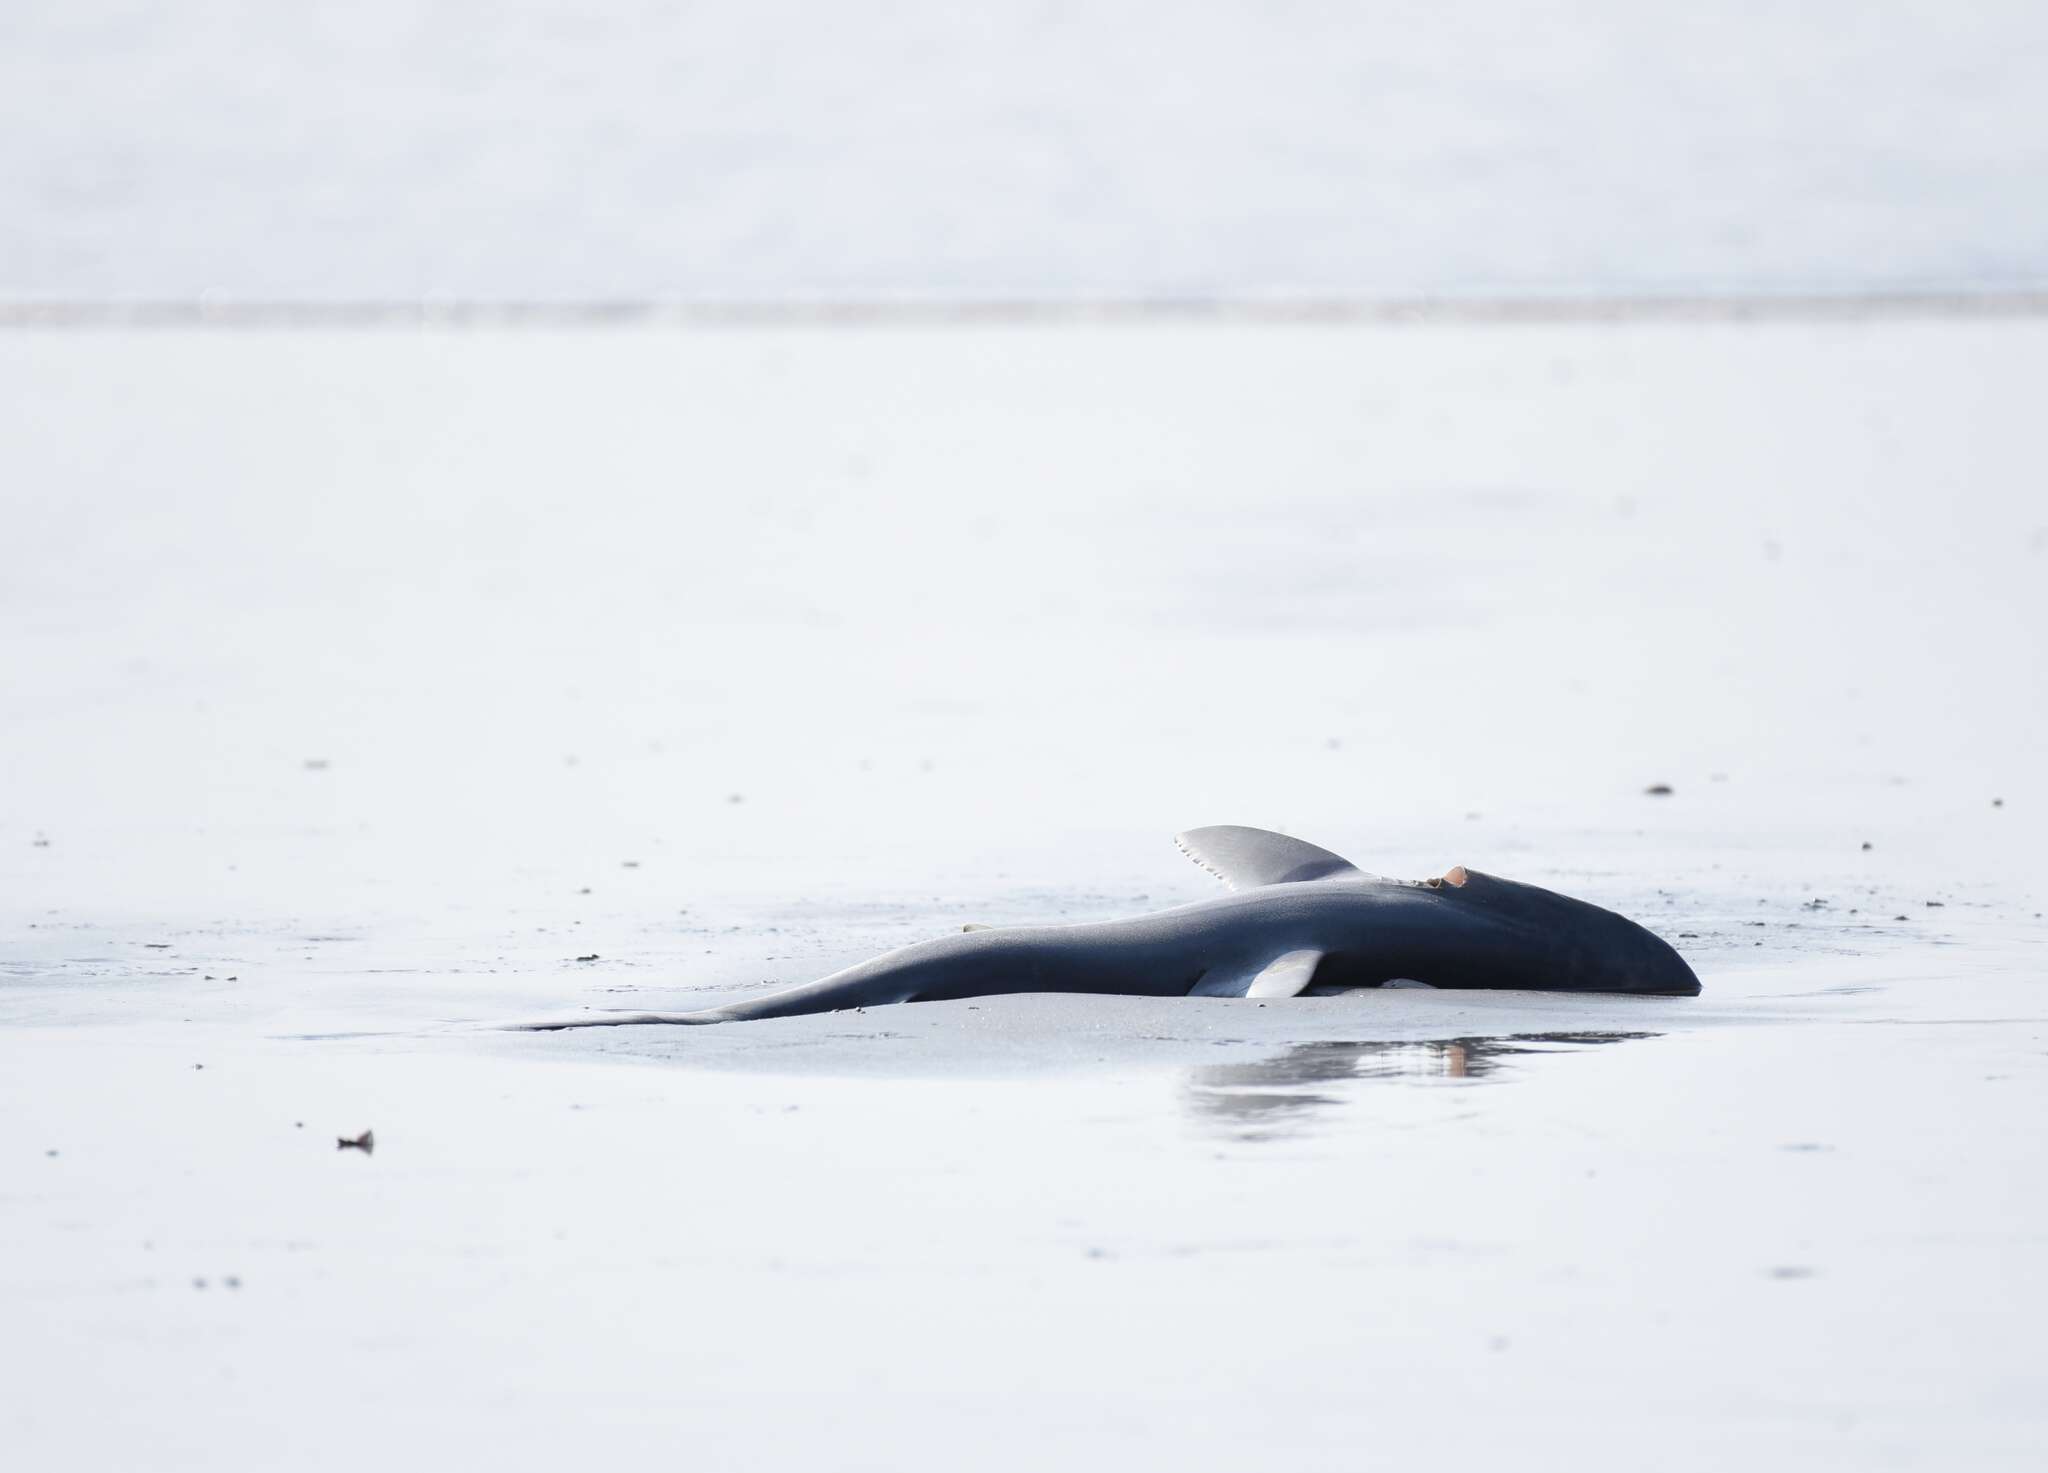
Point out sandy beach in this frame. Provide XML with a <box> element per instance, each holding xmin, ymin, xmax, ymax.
<box><xmin>4</xmin><ymin>314</ymin><xmax>2044</xmax><ymax>1468</ymax></box>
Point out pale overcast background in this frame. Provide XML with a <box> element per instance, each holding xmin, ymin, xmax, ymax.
<box><xmin>9</xmin><ymin>5</ymin><xmax>2048</xmax><ymax>1470</ymax></box>
<box><xmin>5</xmin><ymin>0</ymin><xmax>2046</xmax><ymax>300</ymax></box>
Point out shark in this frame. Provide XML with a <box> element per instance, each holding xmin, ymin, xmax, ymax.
<box><xmin>512</xmin><ymin>826</ymin><xmax>1700</xmax><ymax>1029</ymax></box>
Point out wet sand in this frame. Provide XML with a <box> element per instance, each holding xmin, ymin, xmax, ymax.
<box><xmin>3</xmin><ymin>317</ymin><xmax>2044</xmax><ymax>1468</ymax></box>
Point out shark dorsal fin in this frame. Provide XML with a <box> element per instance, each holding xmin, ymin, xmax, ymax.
<box><xmin>1173</xmin><ymin>826</ymin><xmax>1364</xmax><ymax>890</ymax></box>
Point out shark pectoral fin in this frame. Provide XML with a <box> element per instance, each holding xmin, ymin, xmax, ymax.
<box><xmin>1174</xmin><ymin>826</ymin><xmax>1366</xmax><ymax>889</ymax></box>
<box><xmin>1189</xmin><ymin>948</ymin><xmax>1326</xmax><ymax>999</ymax></box>
<box><xmin>1247</xmin><ymin>949</ymin><xmax>1326</xmax><ymax>998</ymax></box>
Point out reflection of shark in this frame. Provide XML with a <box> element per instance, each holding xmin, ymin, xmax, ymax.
<box><xmin>1187</xmin><ymin>1032</ymin><xmax>1660</xmax><ymax>1136</ymax></box>
<box><xmin>513</xmin><ymin>827</ymin><xmax>1700</xmax><ymax>1030</ymax></box>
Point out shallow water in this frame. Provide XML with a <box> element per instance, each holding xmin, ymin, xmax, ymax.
<box><xmin>10</xmin><ymin>1</ymin><xmax>2048</xmax><ymax>298</ymax></box>
<box><xmin>3</xmin><ymin>318</ymin><xmax>2044</xmax><ymax>1469</ymax></box>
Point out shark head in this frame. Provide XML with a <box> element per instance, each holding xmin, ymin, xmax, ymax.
<box><xmin>1427</xmin><ymin>865</ymin><xmax>1702</xmax><ymax>995</ymax></box>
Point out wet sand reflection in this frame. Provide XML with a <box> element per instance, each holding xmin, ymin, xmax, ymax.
<box><xmin>1185</xmin><ymin>1032</ymin><xmax>1659</xmax><ymax>1138</ymax></box>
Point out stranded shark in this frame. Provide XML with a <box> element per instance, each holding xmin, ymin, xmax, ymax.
<box><xmin>514</xmin><ymin>826</ymin><xmax>1700</xmax><ymax>1030</ymax></box>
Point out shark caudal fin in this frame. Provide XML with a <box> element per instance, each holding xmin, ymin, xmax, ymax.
<box><xmin>498</xmin><ymin>1009</ymin><xmax>731</xmax><ymax>1030</ymax></box>
<box><xmin>1173</xmin><ymin>826</ymin><xmax>1367</xmax><ymax>889</ymax></box>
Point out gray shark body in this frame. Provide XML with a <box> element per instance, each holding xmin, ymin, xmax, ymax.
<box><xmin>515</xmin><ymin>827</ymin><xmax>1700</xmax><ymax>1030</ymax></box>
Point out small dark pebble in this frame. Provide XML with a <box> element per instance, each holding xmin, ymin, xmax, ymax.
<box><xmin>46</xmin><ymin>1149</ymin><xmax>58</xmax><ymax>1157</ymax></box>
<box><xmin>224</xmin><ymin>1276</ymin><xmax>241</xmax><ymax>1290</ymax></box>
<box><xmin>1992</xmin><ymin>797</ymin><xmax>2004</xmax><ymax>807</ymax></box>
<box><xmin>1643</xmin><ymin>784</ymin><xmax>1674</xmax><ymax>796</ymax></box>
<box><xmin>1860</xmin><ymin>842</ymin><xmax>1873</xmax><ymax>851</ymax></box>
<box><xmin>1894</xmin><ymin>914</ymin><xmax>1908</xmax><ymax>921</ymax></box>
<box><xmin>576</xmin><ymin>953</ymin><xmax>600</xmax><ymax>962</ymax></box>
<box><xmin>1925</xmin><ymin>900</ymin><xmax>1945</xmax><ymax>908</ymax></box>
<box><xmin>337</xmin><ymin>1130</ymin><xmax>375</xmax><ymax>1154</ymax></box>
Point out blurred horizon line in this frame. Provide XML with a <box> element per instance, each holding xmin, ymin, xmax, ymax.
<box><xmin>7</xmin><ymin>288</ymin><xmax>2048</xmax><ymax>329</ymax></box>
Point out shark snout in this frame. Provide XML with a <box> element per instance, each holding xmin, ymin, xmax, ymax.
<box><xmin>1440</xmin><ymin>865</ymin><xmax>1703</xmax><ymax>995</ymax></box>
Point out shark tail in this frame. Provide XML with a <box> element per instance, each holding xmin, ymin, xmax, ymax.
<box><xmin>498</xmin><ymin>1008</ymin><xmax>735</xmax><ymax>1031</ymax></box>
